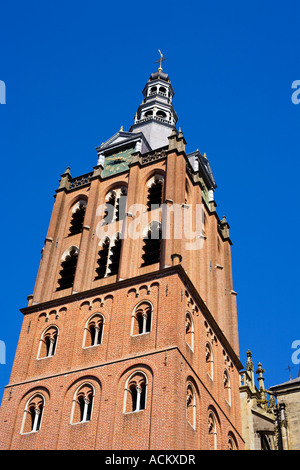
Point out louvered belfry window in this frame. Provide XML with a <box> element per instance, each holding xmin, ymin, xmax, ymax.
<box><xmin>141</xmin><ymin>221</ymin><xmax>161</xmax><ymax>266</ymax></box>
<box><xmin>69</xmin><ymin>201</ymin><xmax>86</xmax><ymax>236</ymax></box>
<box><xmin>107</xmin><ymin>234</ymin><xmax>122</xmax><ymax>276</ymax></box>
<box><xmin>95</xmin><ymin>234</ymin><xmax>122</xmax><ymax>279</ymax></box>
<box><xmin>95</xmin><ymin>238</ymin><xmax>110</xmax><ymax>280</ymax></box>
<box><xmin>147</xmin><ymin>178</ymin><xmax>163</xmax><ymax>211</ymax></box>
<box><xmin>57</xmin><ymin>247</ymin><xmax>78</xmax><ymax>290</ymax></box>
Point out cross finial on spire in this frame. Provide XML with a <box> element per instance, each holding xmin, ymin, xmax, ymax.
<box><xmin>155</xmin><ymin>49</ymin><xmax>168</xmax><ymax>71</ymax></box>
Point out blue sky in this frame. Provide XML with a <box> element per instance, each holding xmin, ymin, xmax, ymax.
<box><xmin>1</xmin><ymin>0</ymin><xmax>300</xmax><ymax>403</ymax></box>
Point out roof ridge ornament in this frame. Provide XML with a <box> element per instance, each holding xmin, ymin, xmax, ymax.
<box><xmin>155</xmin><ymin>49</ymin><xmax>167</xmax><ymax>71</ymax></box>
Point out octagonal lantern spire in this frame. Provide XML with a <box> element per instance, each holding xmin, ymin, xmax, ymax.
<box><xmin>129</xmin><ymin>52</ymin><xmax>178</xmax><ymax>150</ymax></box>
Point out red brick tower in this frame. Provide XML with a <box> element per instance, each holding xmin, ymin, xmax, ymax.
<box><xmin>0</xmin><ymin>61</ymin><xmax>244</xmax><ymax>450</ymax></box>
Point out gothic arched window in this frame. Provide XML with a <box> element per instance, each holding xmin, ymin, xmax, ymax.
<box><xmin>205</xmin><ymin>343</ymin><xmax>214</xmax><ymax>380</ymax></box>
<box><xmin>208</xmin><ymin>411</ymin><xmax>218</xmax><ymax>450</ymax></box>
<box><xmin>186</xmin><ymin>383</ymin><xmax>196</xmax><ymax>429</ymax></box>
<box><xmin>95</xmin><ymin>233</ymin><xmax>122</xmax><ymax>279</ymax></box>
<box><xmin>124</xmin><ymin>371</ymin><xmax>147</xmax><ymax>413</ymax></box>
<box><xmin>185</xmin><ymin>312</ymin><xmax>194</xmax><ymax>351</ymax></box>
<box><xmin>141</xmin><ymin>221</ymin><xmax>162</xmax><ymax>267</ymax></box>
<box><xmin>106</xmin><ymin>233</ymin><xmax>122</xmax><ymax>276</ymax></box>
<box><xmin>224</xmin><ymin>370</ymin><xmax>231</xmax><ymax>405</ymax></box>
<box><xmin>227</xmin><ymin>433</ymin><xmax>238</xmax><ymax>450</ymax></box>
<box><xmin>131</xmin><ymin>301</ymin><xmax>152</xmax><ymax>336</ymax></box>
<box><xmin>57</xmin><ymin>246</ymin><xmax>79</xmax><ymax>291</ymax></box>
<box><xmin>68</xmin><ymin>199</ymin><xmax>87</xmax><ymax>236</ymax></box>
<box><xmin>103</xmin><ymin>187</ymin><xmax>127</xmax><ymax>224</ymax></box>
<box><xmin>38</xmin><ymin>325</ymin><xmax>58</xmax><ymax>359</ymax></box>
<box><xmin>83</xmin><ymin>314</ymin><xmax>104</xmax><ymax>348</ymax></box>
<box><xmin>71</xmin><ymin>383</ymin><xmax>94</xmax><ymax>424</ymax></box>
<box><xmin>146</xmin><ymin>175</ymin><xmax>163</xmax><ymax>211</ymax></box>
<box><xmin>95</xmin><ymin>237</ymin><xmax>110</xmax><ymax>279</ymax></box>
<box><xmin>21</xmin><ymin>394</ymin><xmax>44</xmax><ymax>434</ymax></box>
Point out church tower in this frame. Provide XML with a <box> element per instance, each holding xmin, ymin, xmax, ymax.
<box><xmin>0</xmin><ymin>55</ymin><xmax>244</xmax><ymax>450</ymax></box>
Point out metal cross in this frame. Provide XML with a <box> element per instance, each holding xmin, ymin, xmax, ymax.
<box><xmin>286</xmin><ymin>364</ymin><xmax>294</xmax><ymax>380</ymax></box>
<box><xmin>155</xmin><ymin>49</ymin><xmax>168</xmax><ymax>71</ymax></box>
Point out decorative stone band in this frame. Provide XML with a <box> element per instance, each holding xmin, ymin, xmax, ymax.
<box><xmin>141</xmin><ymin>149</ymin><xmax>167</xmax><ymax>165</ymax></box>
<box><xmin>70</xmin><ymin>173</ymin><xmax>92</xmax><ymax>189</ymax></box>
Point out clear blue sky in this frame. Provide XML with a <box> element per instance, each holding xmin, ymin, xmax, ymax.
<box><xmin>1</xmin><ymin>0</ymin><xmax>300</xmax><ymax>403</ymax></box>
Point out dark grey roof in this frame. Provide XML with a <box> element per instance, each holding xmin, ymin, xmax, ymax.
<box><xmin>96</xmin><ymin>130</ymin><xmax>151</xmax><ymax>154</ymax></box>
<box><xmin>269</xmin><ymin>375</ymin><xmax>300</xmax><ymax>392</ymax></box>
<box><xmin>149</xmin><ymin>70</ymin><xmax>169</xmax><ymax>82</ymax></box>
<box><xmin>187</xmin><ymin>150</ymin><xmax>217</xmax><ymax>190</ymax></box>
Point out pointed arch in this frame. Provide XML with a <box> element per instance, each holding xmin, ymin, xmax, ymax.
<box><xmin>227</xmin><ymin>432</ymin><xmax>238</xmax><ymax>450</ymax></box>
<box><xmin>68</xmin><ymin>199</ymin><xmax>87</xmax><ymax>236</ymax></box>
<box><xmin>57</xmin><ymin>246</ymin><xmax>79</xmax><ymax>291</ymax></box>
<box><xmin>106</xmin><ymin>232</ymin><xmax>122</xmax><ymax>276</ymax></box>
<box><xmin>83</xmin><ymin>313</ymin><xmax>104</xmax><ymax>348</ymax></box>
<box><xmin>21</xmin><ymin>393</ymin><xmax>45</xmax><ymax>434</ymax></box>
<box><xmin>124</xmin><ymin>370</ymin><xmax>148</xmax><ymax>413</ymax></box>
<box><xmin>224</xmin><ymin>369</ymin><xmax>231</xmax><ymax>405</ymax></box>
<box><xmin>205</xmin><ymin>342</ymin><xmax>214</xmax><ymax>380</ymax></box>
<box><xmin>208</xmin><ymin>411</ymin><xmax>217</xmax><ymax>450</ymax></box>
<box><xmin>131</xmin><ymin>301</ymin><xmax>153</xmax><ymax>336</ymax></box>
<box><xmin>38</xmin><ymin>325</ymin><xmax>59</xmax><ymax>359</ymax></box>
<box><xmin>103</xmin><ymin>186</ymin><xmax>127</xmax><ymax>224</ymax></box>
<box><xmin>186</xmin><ymin>382</ymin><xmax>197</xmax><ymax>429</ymax></box>
<box><xmin>185</xmin><ymin>312</ymin><xmax>194</xmax><ymax>351</ymax></box>
<box><xmin>95</xmin><ymin>237</ymin><xmax>110</xmax><ymax>279</ymax></box>
<box><xmin>146</xmin><ymin>174</ymin><xmax>164</xmax><ymax>211</ymax></box>
<box><xmin>95</xmin><ymin>232</ymin><xmax>122</xmax><ymax>279</ymax></box>
<box><xmin>70</xmin><ymin>382</ymin><xmax>95</xmax><ymax>424</ymax></box>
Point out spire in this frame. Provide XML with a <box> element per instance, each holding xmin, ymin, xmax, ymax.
<box><xmin>245</xmin><ymin>350</ymin><xmax>255</xmax><ymax>388</ymax></box>
<box><xmin>129</xmin><ymin>52</ymin><xmax>178</xmax><ymax>151</ymax></box>
<box><xmin>256</xmin><ymin>362</ymin><xmax>268</xmax><ymax>409</ymax></box>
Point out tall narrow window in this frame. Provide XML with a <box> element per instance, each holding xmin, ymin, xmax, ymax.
<box><xmin>115</xmin><ymin>187</ymin><xmax>127</xmax><ymax>222</ymax></box>
<box><xmin>83</xmin><ymin>314</ymin><xmax>104</xmax><ymax>348</ymax></box>
<box><xmin>22</xmin><ymin>394</ymin><xmax>44</xmax><ymax>434</ymax></box>
<box><xmin>227</xmin><ymin>434</ymin><xmax>237</xmax><ymax>450</ymax></box>
<box><xmin>224</xmin><ymin>370</ymin><xmax>231</xmax><ymax>405</ymax></box>
<box><xmin>205</xmin><ymin>343</ymin><xmax>214</xmax><ymax>379</ymax></box>
<box><xmin>208</xmin><ymin>412</ymin><xmax>218</xmax><ymax>450</ymax></box>
<box><xmin>95</xmin><ymin>234</ymin><xmax>122</xmax><ymax>279</ymax></box>
<box><xmin>124</xmin><ymin>372</ymin><xmax>147</xmax><ymax>413</ymax></box>
<box><xmin>95</xmin><ymin>237</ymin><xmax>110</xmax><ymax>279</ymax></box>
<box><xmin>57</xmin><ymin>246</ymin><xmax>79</xmax><ymax>290</ymax></box>
<box><xmin>107</xmin><ymin>234</ymin><xmax>122</xmax><ymax>276</ymax></box>
<box><xmin>146</xmin><ymin>176</ymin><xmax>163</xmax><ymax>211</ymax></box>
<box><xmin>104</xmin><ymin>191</ymin><xmax>116</xmax><ymax>224</ymax></box>
<box><xmin>185</xmin><ymin>312</ymin><xmax>194</xmax><ymax>351</ymax></box>
<box><xmin>69</xmin><ymin>200</ymin><xmax>87</xmax><ymax>236</ymax></box>
<box><xmin>103</xmin><ymin>187</ymin><xmax>127</xmax><ymax>224</ymax></box>
<box><xmin>131</xmin><ymin>302</ymin><xmax>152</xmax><ymax>335</ymax></box>
<box><xmin>186</xmin><ymin>383</ymin><xmax>196</xmax><ymax>429</ymax></box>
<box><xmin>38</xmin><ymin>326</ymin><xmax>58</xmax><ymax>358</ymax></box>
<box><xmin>141</xmin><ymin>221</ymin><xmax>161</xmax><ymax>266</ymax></box>
<box><xmin>71</xmin><ymin>384</ymin><xmax>94</xmax><ymax>424</ymax></box>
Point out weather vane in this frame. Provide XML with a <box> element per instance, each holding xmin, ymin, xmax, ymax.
<box><xmin>155</xmin><ymin>49</ymin><xmax>168</xmax><ymax>71</ymax></box>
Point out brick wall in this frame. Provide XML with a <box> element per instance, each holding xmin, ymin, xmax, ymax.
<box><xmin>0</xmin><ymin>270</ymin><xmax>243</xmax><ymax>449</ymax></box>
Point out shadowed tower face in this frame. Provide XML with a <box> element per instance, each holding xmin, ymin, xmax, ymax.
<box><xmin>0</xmin><ymin>53</ymin><xmax>244</xmax><ymax>451</ymax></box>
